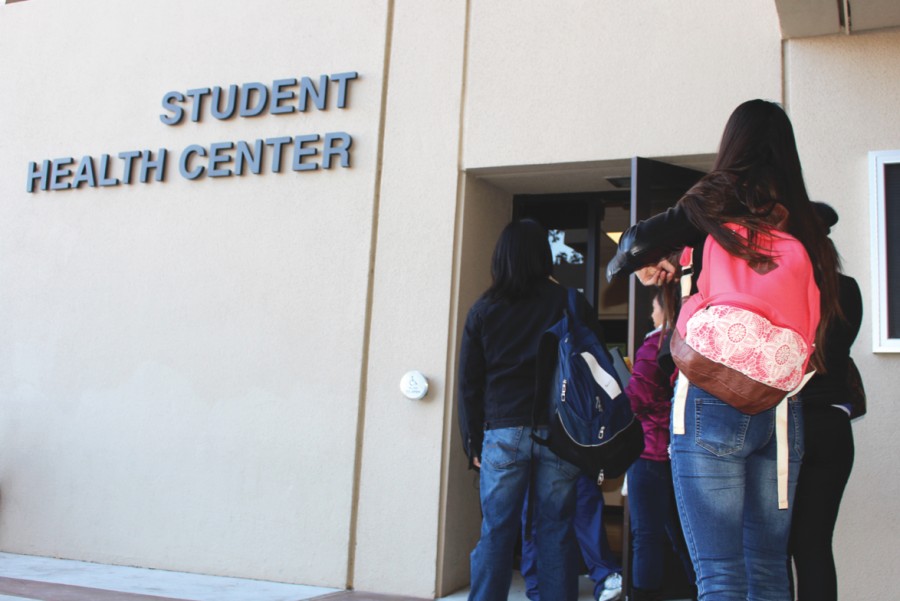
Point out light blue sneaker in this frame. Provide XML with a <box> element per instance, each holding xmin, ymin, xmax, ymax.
<box><xmin>597</xmin><ymin>572</ymin><xmax>623</xmax><ymax>601</ymax></box>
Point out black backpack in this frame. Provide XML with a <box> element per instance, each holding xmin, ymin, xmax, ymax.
<box><xmin>532</xmin><ymin>289</ymin><xmax>644</xmax><ymax>485</ymax></box>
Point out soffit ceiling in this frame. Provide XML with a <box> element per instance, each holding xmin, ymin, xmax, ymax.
<box><xmin>470</xmin><ymin>154</ymin><xmax>717</xmax><ymax>196</ymax></box>
<box><xmin>776</xmin><ymin>0</ymin><xmax>900</xmax><ymax>38</ymax></box>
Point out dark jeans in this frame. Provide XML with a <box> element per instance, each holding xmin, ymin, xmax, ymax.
<box><xmin>627</xmin><ymin>457</ymin><xmax>695</xmax><ymax>590</ymax></box>
<box><xmin>789</xmin><ymin>406</ymin><xmax>854</xmax><ymax>601</ymax></box>
<box><xmin>469</xmin><ymin>426</ymin><xmax>580</xmax><ymax>601</ymax></box>
<box><xmin>521</xmin><ymin>474</ymin><xmax>621</xmax><ymax>601</ymax></box>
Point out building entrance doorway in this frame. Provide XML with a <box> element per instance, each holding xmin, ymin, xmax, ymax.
<box><xmin>508</xmin><ymin>157</ymin><xmax>705</xmax><ymax>599</ymax></box>
<box><xmin>442</xmin><ymin>155</ymin><xmax>712</xmax><ymax>598</ymax></box>
<box><xmin>513</xmin><ymin>157</ymin><xmax>705</xmax><ymax>357</ymax></box>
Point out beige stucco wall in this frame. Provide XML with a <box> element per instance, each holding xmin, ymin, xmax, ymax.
<box><xmin>2</xmin><ymin>0</ymin><xmax>898</xmax><ymax>599</ymax></box>
<box><xmin>439</xmin><ymin>174</ymin><xmax>513</xmax><ymax>595</ymax></box>
<box><xmin>0</xmin><ymin>0</ymin><xmax>388</xmax><ymax>588</ymax></box>
<box><xmin>785</xmin><ymin>28</ymin><xmax>900</xmax><ymax>600</ymax></box>
<box><xmin>351</xmin><ymin>1</ymin><xmax>468</xmax><ymax>595</ymax></box>
<box><xmin>463</xmin><ymin>0</ymin><xmax>783</xmax><ymax>171</ymax></box>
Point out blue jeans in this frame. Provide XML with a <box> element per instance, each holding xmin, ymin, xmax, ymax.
<box><xmin>469</xmin><ymin>426</ymin><xmax>580</xmax><ymax>601</ymax></box>
<box><xmin>520</xmin><ymin>475</ymin><xmax>621</xmax><ymax>601</ymax></box>
<box><xmin>670</xmin><ymin>384</ymin><xmax>803</xmax><ymax>601</ymax></box>
<box><xmin>627</xmin><ymin>457</ymin><xmax>694</xmax><ymax>590</ymax></box>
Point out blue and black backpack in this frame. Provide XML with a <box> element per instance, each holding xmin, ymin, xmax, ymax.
<box><xmin>532</xmin><ymin>289</ymin><xmax>644</xmax><ymax>485</ymax></box>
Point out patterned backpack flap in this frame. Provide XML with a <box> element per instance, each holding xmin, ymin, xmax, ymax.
<box><xmin>672</xmin><ymin>227</ymin><xmax>820</xmax><ymax>414</ymax></box>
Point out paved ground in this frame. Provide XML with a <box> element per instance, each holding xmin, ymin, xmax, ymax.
<box><xmin>0</xmin><ymin>552</ymin><xmax>603</xmax><ymax>601</ymax></box>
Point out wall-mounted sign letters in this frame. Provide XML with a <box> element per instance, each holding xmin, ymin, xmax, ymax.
<box><xmin>159</xmin><ymin>73</ymin><xmax>357</xmax><ymax>124</ymax></box>
<box><xmin>26</xmin><ymin>71</ymin><xmax>359</xmax><ymax>193</ymax></box>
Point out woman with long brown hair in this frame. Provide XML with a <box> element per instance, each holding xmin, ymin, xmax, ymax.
<box><xmin>624</xmin><ymin>287</ymin><xmax>695</xmax><ymax>601</ymax></box>
<box><xmin>607</xmin><ymin>99</ymin><xmax>840</xmax><ymax>600</ymax></box>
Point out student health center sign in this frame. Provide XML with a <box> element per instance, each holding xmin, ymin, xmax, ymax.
<box><xmin>26</xmin><ymin>71</ymin><xmax>358</xmax><ymax>193</ymax></box>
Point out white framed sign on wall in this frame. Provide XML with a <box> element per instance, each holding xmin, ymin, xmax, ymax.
<box><xmin>869</xmin><ymin>149</ymin><xmax>900</xmax><ymax>352</ymax></box>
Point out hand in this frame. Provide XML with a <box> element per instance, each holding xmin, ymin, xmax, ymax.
<box><xmin>635</xmin><ymin>259</ymin><xmax>677</xmax><ymax>287</ymax></box>
<box><xmin>473</xmin><ymin>456</ymin><xmax>481</xmax><ymax>469</ymax></box>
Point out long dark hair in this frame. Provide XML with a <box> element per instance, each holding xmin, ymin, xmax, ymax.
<box><xmin>655</xmin><ymin>269</ymin><xmax>682</xmax><ymax>350</ymax></box>
<box><xmin>678</xmin><ymin>99</ymin><xmax>840</xmax><ymax>370</ymax></box>
<box><xmin>484</xmin><ymin>218</ymin><xmax>553</xmax><ymax>302</ymax></box>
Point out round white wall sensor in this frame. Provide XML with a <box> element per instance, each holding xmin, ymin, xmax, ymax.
<box><xmin>400</xmin><ymin>370</ymin><xmax>429</xmax><ymax>400</ymax></box>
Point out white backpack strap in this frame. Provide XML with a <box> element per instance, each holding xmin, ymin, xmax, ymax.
<box><xmin>672</xmin><ymin>248</ymin><xmax>694</xmax><ymax>438</ymax></box>
<box><xmin>673</xmin><ymin>371</ymin><xmax>689</xmax><ymax>436</ymax></box>
<box><xmin>776</xmin><ymin>399</ymin><xmax>789</xmax><ymax>509</ymax></box>
<box><xmin>680</xmin><ymin>247</ymin><xmax>694</xmax><ymax>299</ymax></box>
<box><xmin>776</xmin><ymin>370</ymin><xmax>816</xmax><ymax>509</ymax></box>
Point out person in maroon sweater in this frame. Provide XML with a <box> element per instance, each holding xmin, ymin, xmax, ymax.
<box><xmin>624</xmin><ymin>289</ymin><xmax>694</xmax><ymax>601</ymax></box>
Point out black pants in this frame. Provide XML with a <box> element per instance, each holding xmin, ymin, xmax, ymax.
<box><xmin>789</xmin><ymin>405</ymin><xmax>855</xmax><ymax>601</ymax></box>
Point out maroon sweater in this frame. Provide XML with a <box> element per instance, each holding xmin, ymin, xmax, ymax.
<box><xmin>625</xmin><ymin>328</ymin><xmax>673</xmax><ymax>462</ymax></box>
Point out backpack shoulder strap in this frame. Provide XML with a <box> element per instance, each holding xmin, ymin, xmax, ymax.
<box><xmin>566</xmin><ymin>287</ymin><xmax>581</xmax><ymax>325</ymax></box>
<box><xmin>531</xmin><ymin>288</ymin><xmax>575</xmax><ymax>442</ymax></box>
<box><xmin>679</xmin><ymin>246</ymin><xmax>695</xmax><ymax>299</ymax></box>
<box><xmin>531</xmin><ymin>329</ymin><xmax>559</xmax><ymax>443</ymax></box>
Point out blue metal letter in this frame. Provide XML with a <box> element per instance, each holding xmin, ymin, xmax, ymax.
<box><xmin>239</xmin><ymin>83</ymin><xmax>269</xmax><ymax>118</ymax></box>
<box><xmin>331</xmin><ymin>72</ymin><xmax>358</xmax><ymax>108</ymax></box>
<box><xmin>265</xmin><ymin>136</ymin><xmax>292</xmax><ymax>172</ymax></box>
<box><xmin>98</xmin><ymin>154</ymin><xmax>120</xmax><ymax>186</ymax></box>
<box><xmin>270</xmin><ymin>78</ymin><xmax>297</xmax><ymax>115</ymax></box>
<box><xmin>298</xmin><ymin>75</ymin><xmax>328</xmax><ymax>111</ymax></box>
<box><xmin>186</xmin><ymin>88</ymin><xmax>211</xmax><ymax>122</ymax></box>
<box><xmin>322</xmin><ymin>132</ymin><xmax>352</xmax><ymax>169</ymax></box>
<box><xmin>50</xmin><ymin>157</ymin><xmax>74</xmax><ymax>191</ymax></box>
<box><xmin>292</xmin><ymin>134</ymin><xmax>320</xmax><ymax>171</ymax></box>
<box><xmin>208</xmin><ymin>142</ymin><xmax>234</xmax><ymax>177</ymax></box>
<box><xmin>210</xmin><ymin>85</ymin><xmax>238</xmax><ymax>120</ymax></box>
<box><xmin>71</xmin><ymin>155</ymin><xmax>97</xmax><ymax>188</ymax></box>
<box><xmin>118</xmin><ymin>150</ymin><xmax>141</xmax><ymax>184</ymax></box>
<box><xmin>235</xmin><ymin>139</ymin><xmax>263</xmax><ymax>175</ymax></box>
<box><xmin>179</xmin><ymin>145</ymin><xmax>207</xmax><ymax>180</ymax></box>
<box><xmin>26</xmin><ymin>160</ymin><xmax>50</xmax><ymax>193</ymax></box>
<box><xmin>160</xmin><ymin>91</ymin><xmax>185</xmax><ymax>125</ymax></box>
<box><xmin>140</xmin><ymin>149</ymin><xmax>167</xmax><ymax>183</ymax></box>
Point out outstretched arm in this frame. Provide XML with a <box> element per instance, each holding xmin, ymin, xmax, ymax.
<box><xmin>606</xmin><ymin>204</ymin><xmax>704</xmax><ymax>283</ymax></box>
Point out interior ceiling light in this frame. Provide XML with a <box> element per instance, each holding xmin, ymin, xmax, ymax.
<box><xmin>605</xmin><ymin>231</ymin><xmax>623</xmax><ymax>245</ymax></box>
<box><xmin>606</xmin><ymin>176</ymin><xmax>631</xmax><ymax>189</ymax></box>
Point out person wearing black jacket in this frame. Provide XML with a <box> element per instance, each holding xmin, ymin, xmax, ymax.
<box><xmin>458</xmin><ymin>219</ymin><xmax>594</xmax><ymax>601</ymax></box>
<box><xmin>789</xmin><ymin>202</ymin><xmax>863</xmax><ymax>601</ymax></box>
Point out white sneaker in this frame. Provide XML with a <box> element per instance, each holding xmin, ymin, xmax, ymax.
<box><xmin>597</xmin><ymin>572</ymin><xmax>623</xmax><ymax>601</ymax></box>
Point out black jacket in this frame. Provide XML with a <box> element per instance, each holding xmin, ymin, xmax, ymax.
<box><xmin>605</xmin><ymin>204</ymin><xmax>706</xmax><ymax>283</ymax></box>
<box><xmin>801</xmin><ymin>274</ymin><xmax>863</xmax><ymax>409</ymax></box>
<box><xmin>457</xmin><ymin>279</ymin><xmax>597</xmax><ymax>467</ymax></box>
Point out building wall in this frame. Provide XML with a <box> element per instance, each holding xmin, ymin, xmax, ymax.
<box><xmin>0</xmin><ymin>0</ymin><xmax>389</xmax><ymax>588</ymax></box>
<box><xmin>1</xmin><ymin>1</ymin><xmax>899</xmax><ymax>599</ymax></box>
<box><xmin>439</xmin><ymin>174</ymin><xmax>513</xmax><ymax>594</ymax></box>
<box><xmin>785</xmin><ymin>29</ymin><xmax>900</xmax><ymax>600</ymax></box>
<box><xmin>462</xmin><ymin>0</ymin><xmax>783</xmax><ymax>170</ymax></box>
<box><xmin>351</xmin><ymin>1</ymin><xmax>468</xmax><ymax>595</ymax></box>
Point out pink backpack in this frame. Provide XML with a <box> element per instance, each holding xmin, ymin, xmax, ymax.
<box><xmin>671</xmin><ymin>224</ymin><xmax>820</xmax><ymax>414</ymax></box>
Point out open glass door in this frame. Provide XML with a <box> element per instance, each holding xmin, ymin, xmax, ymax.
<box><xmin>514</xmin><ymin>192</ymin><xmax>630</xmax><ymax>351</ymax></box>
<box><xmin>513</xmin><ymin>193</ymin><xmax>604</xmax><ymax>305</ymax></box>
<box><xmin>627</xmin><ymin>157</ymin><xmax>706</xmax><ymax>356</ymax></box>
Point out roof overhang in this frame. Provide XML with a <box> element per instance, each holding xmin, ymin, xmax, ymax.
<box><xmin>775</xmin><ymin>0</ymin><xmax>900</xmax><ymax>38</ymax></box>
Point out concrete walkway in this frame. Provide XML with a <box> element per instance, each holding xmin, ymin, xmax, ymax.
<box><xmin>0</xmin><ymin>552</ymin><xmax>603</xmax><ymax>601</ymax></box>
